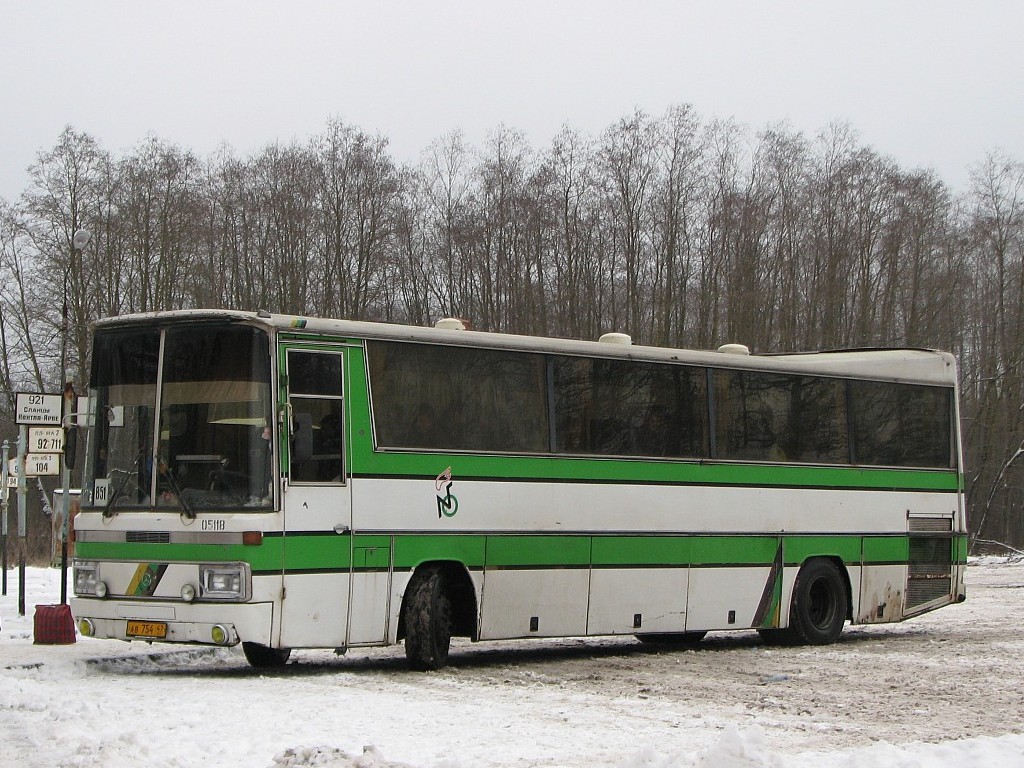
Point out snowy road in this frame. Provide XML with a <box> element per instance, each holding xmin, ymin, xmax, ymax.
<box><xmin>2</xmin><ymin>561</ymin><xmax>1024</xmax><ymax>768</ymax></box>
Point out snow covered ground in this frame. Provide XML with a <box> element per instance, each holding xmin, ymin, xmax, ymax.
<box><xmin>2</xmin><ymin>561</ymin><xmax>1024</xmax><ymax>768</ymax></box>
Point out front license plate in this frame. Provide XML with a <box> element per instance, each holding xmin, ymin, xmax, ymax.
<box><xmin>126</xmin><ymin>620</ymin><xmax>167</xmax><ymax>639</ymax></box>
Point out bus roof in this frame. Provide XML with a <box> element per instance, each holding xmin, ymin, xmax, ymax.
<box><xmin>93</xmin><ymin>309</ymin><xmax>958</xmax><ymax>386</ymax></box>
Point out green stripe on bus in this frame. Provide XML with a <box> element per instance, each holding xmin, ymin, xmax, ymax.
<box><xmin>955</xmin><ymin>535</ymin><xmax>969</xmax><ymax>563</ymax></box>
<box><xmin>354</xmin><ymin>536</ymin><xmax>391</xmax><ymax>568</ymax></box>
<box><xmin>283</xmin><ymin>536</ymin><xmax>350</xmax><ymax>570</ymax></box>
<box><xmin>863</xmin><ymin>536</ymin><xmax>910</xmax><ymax>563</ymax></box>
<box><xmin>393</xmin><ymin>535</ymin><xmax>486</xmax><ymax>569</ymax></box>
<box><xmin>350</xmin><ymin>450</ymin><xmax>960</xmax><ymax>492</ymax></box>
<box><xmin>690</xmin><ymin>536</ymin><xmax>780</xmax><ymax>566</ymax></box>
<box><xmin>784</xmin><ymin>535</ymin><xmax>864</xmax><ymax>565</ymax></box>
<box><xmin>75</xmin><ymin>539</ymin><xmax>286</xmax><ymax>570</ymax></box>
<box><xmin>485</xmin><ymin>536</ymin><xmax>591</xmax><ymax>567</ymax></box>
<box><xmin>76</xmin><ymin>531</ymin><xmax>968</xmax><ymax>572</ymax></box>
<box><xmin>591</xmin><ymin>536</ymin><xmax>693</xmax><ymax>566</ymax></box>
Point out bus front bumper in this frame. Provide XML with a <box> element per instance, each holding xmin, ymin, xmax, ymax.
<box><xmin>70</xmin><ymin>597</ymin><xmax>275</xmax><ymax>647</ymax></box>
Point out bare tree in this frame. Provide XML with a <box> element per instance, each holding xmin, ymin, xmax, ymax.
<box><xmin>2</xmin><ymin>115</ymin><xmax>1024</xmax><ymax>548</ymax></box>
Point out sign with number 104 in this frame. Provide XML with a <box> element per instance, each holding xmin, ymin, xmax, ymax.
<box><xmin>26</xmin><ymin>454</ymin><xmax>61</xmax><ymax>476</ymax></box>
<box><xmin>4</xmin><ymin>454</ymin><xmax>59</xmax><ymax>480</ymax></box>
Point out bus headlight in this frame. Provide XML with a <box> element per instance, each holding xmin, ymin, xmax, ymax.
<box><xmin>199</xmin><ymin>564</ymin><xmax>248</xmax><ymax>601</ymax></box>
<box><xmin>73</xmin><ymin>562</ymin><xmax>99</xmax><ymax>596</ymax></box>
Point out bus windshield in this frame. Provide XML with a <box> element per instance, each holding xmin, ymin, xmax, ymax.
<box><xmin>82</xmin><ymin>323</ymin><xmax>274</xmax><ymax>512</ymax></box>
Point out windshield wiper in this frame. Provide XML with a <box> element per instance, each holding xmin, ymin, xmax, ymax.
<box><xmin>158</xmin><ymin>459</ymin><xmax>194</xmax><ymax>519</ymax></box>
<box><xmin>103</xmin><ymin>464</ymin><xmax>138</xmax><ymax>518</ymax></box>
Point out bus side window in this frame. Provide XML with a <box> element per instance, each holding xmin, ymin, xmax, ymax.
<box><xmin>287</xmin><ymin>350</ymin><xmax>345</xmax><ymax>483</ymax></box>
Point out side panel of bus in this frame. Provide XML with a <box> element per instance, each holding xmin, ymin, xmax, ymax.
<box><xmin>358</xmin><ymin>472</ymin><xmax>961</xmax><ymax>643</ymax></box>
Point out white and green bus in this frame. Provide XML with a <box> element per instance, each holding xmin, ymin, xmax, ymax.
<box><xmin>71</xmin><ymin>310</ymin><xmax>966</xmax><ymax>669</ymax></box>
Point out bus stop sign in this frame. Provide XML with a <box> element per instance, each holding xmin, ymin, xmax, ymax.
<box><xmin>16</xmin><ymin>393</ymin><xmax>62</xmax><ymax>426</ymax></box>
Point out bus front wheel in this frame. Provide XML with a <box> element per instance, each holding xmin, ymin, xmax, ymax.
<box><xmin>761</xmin><ymin>558</ymin><xmax>847</xmax><ymax>646</ymax></box>
<box><xmin>403</xmin><ymin>566</ymin><xmax>453</xmax><ymax>671</ymax></box>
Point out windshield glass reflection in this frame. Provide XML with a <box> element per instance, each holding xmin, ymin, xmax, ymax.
<box><xmin>83</xmin><ymin>323</ymin><xmax>273</xmax><ymax>512</ymax></box>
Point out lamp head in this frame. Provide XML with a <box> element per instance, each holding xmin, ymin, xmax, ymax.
<box><xmin>72</xmin><ymin>230</ymin><xmax>92</xmax><ymax>251</ymax></box>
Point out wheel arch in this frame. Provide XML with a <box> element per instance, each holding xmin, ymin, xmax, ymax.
<box><xmin>397</xmin><ymin>560</ymin><xmax>479</xmax><ymax>641</ymax></box>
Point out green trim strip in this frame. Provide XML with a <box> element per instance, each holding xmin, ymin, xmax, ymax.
<box><xmin>76</xmin><ymin>539</ymin><xmax>286</xmax><ymax>570</ymax></box>
<box><xmin>349</xmin><ymin>447</ymin><xmax>959</xmax><ymax>492</ymax></box>
<box><xmin>76</xmin><ymin>532</ymin><xmax>969</xmax><ymax>572</ymax></box>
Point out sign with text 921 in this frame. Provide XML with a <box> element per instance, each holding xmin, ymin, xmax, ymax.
<box><xmin>16</xmin><ymin>392</ymin><xmax>62</xmax><ymax>425</ymax></box>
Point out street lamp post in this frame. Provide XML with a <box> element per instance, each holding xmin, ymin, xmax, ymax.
<box><xmin>59</xmin><ymin>229</ymin><xmax>91</xmax><ymax>604</ymax></box>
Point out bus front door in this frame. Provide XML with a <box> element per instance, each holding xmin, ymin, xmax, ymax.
<box><xmin>279</xmin><ymin>347</ymin><xmax>352</xmax><ymax>649</ymax></box>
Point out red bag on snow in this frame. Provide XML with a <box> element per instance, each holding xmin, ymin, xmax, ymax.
<box><xmin>33</xmin><ymin>603</ymin><xmax>76</xmax><ymax>644</ymax></box>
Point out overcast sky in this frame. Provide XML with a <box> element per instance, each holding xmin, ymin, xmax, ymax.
<box><xmin>2</xmin><ymin>1</ymin><xmax>1021</xmax><ymax>201</ymax></box>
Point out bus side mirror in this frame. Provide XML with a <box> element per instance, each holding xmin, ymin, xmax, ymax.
<box><xmin>292</xmin><ymin>412</ymin><xmax>313</xmax><ymax>462</ymax></box>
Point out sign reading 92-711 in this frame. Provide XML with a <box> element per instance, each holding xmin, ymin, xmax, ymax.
<box><xmin>29</xmin><ymin>427</ymin><xmax>64</xmax><ymax>453</ymax></box>
<box><xmin>15</xmin><ymin>392</ymin><xmax>62</xmax><ymax>425</ymax></box>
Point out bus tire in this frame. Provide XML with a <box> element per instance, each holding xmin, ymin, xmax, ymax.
<box><xmin>785</xmin><ymin>558</ymin><xmax>848</xmax><ymax>645</ymax></box>
<box><xmin>242</xmin><ymin>642</ymin><xmax>291</xmax><ymax>668</ymax></box>
<box><xmin>403</xmin><ymin>566</ymin><xmax>453</xmax><ymax>671</ymax></box>
<box><xmin>635</xmin><ymin>631</ymin><xmax>707</xmax><ymax>647</ymax></box>
<box><xmin>756</xmin><ymin>627</ymin><xmax>791</xmax><ymax>646</ymax></box>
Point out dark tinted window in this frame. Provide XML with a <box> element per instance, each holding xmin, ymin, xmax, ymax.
<box><xmin>714</xmin><ymin>371</ymin><xmax>848</xmax><ymax>463</ymax></box>
<box><xmin>554</xmin><ymin>357</ymin><xmax>707</xmax><ymax>457</ymax></box>
<box><xmin>849</xmin><ymin>381</ymin><xmax>952</xmax><ymax>468</ymax></box>
<box><xmin>715</xmin><ymin>370</ymin><xmax>790</xmax><ymax>461</ymax></box>
<box><xmin>367</xmin><ymin>339</ymin><xmax>953</xmax><ymax>469</ymax></box>
<box><xmin>91</xmin><ymin>328</ymin><xmax>160</xmax><ymax>388</ymax></box>
<box><xmin>368</xmin><ymin>341</ymin><xmax>548</xmax><ymax>452</ymax></box>
<box><xmin>289</xmin><ymin>352</ymin><xmax>343</xmax><ymax>396</ymax></box>
<box><xmin>163</xmin><ymin>325</ymin><xmax>270</xmax><ymax>384</ymax></box>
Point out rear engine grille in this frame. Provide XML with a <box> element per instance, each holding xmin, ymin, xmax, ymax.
<box><xmin>908</xmin><ymin>517</ymin><xmax>953</xmax><ymax>534</ymax></box>
<box><xmin>906</xmin><ymin>517</ymin><xmax>953</xmax><ymax>609</ymax></box>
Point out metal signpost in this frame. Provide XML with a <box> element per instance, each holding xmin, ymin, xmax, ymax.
<box><xmin>16</xmin><ymin>424</ymin><xmax>27</xmax><ymax>616</ymax></box>
<box><xmin>14</xmin><ymin>392</ymin><xmax>63</xmax><ymax>616</ymax></box>
<box><xmin>1</xmin><ymin>440</ymin><xmax>9</xmax><ymax>596</ymax></box>
<box><xmin>59</xmin><ymin>382</ymin><xmax>76</xmax><ymax>604</ymax></box>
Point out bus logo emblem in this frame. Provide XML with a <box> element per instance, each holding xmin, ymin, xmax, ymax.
<box><xmin>435</xmin><ymin>467</ymin><xmax>458</xmax><ymax>518</ymax></box>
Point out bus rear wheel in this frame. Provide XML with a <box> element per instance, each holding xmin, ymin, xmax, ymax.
<box><xmin>403</xmin><ymin>566</ymin><xmax>453</xmax><ymax>671</ymax></box>
<box><xmin>761</xmin><ymin>559</ymin><xmax>847</xmax><ymax>646</ymax></box>
<box><xmin>242</xmin><ymin>642</ymin><xmax>291</xmax><ymax>668</ymax></box>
